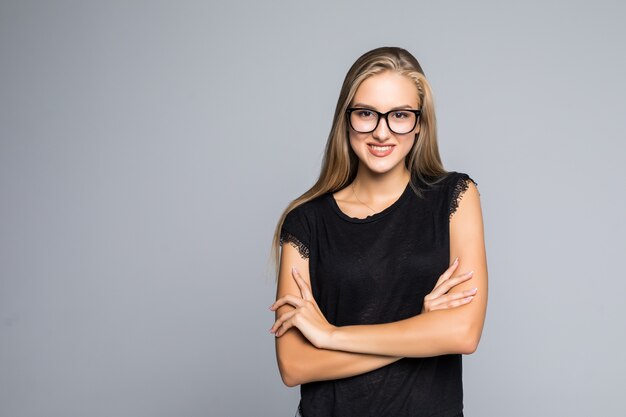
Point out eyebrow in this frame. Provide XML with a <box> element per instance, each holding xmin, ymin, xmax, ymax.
<box><xmin>351</xmin><ymin>103</ymin><xmax>418</xmax><ymax>110</ymax></box>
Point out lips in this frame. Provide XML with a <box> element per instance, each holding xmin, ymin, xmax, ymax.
<box><xmin>367</xmin><ymin>144</ymin><xmax>395</xmax><ymax>157</ymax></box>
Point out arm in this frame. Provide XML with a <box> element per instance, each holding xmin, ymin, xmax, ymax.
<box><xmin>325</xmin><ymin>181</ymin><xmax>488</xmax><ymax>357</ymax></box>
<box><xmin>273</xmin><ymin>241</ymin><xmax>402</xmax><ymax>387</ymax></box>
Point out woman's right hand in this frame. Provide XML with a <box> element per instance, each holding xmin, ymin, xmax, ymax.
<box><xmin>421</xmin><ymin>257</ymin><xmax>478</xmax><ymax>314</ymax></box>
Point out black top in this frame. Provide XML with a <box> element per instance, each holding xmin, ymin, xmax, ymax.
<box><xmin>279</xmin><ymin>171</ymin><xmax>478</xmax><ymax>417</ymax></box>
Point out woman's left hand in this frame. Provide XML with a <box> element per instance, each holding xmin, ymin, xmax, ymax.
<box><xmin>269</xmin><ymin>267</ymin><xmax>337</xmax><ymax>349</ymax></box>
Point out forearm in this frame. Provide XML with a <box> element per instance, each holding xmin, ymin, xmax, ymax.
<box><xmin>326</xmin><ymin>308</ymin><xmax>475</xmax><ymax>357</ymax></box>
<box><xmin>276</xmin><ymin>329</ymin><xmax>402</xmax><ymax>387</ymax></box>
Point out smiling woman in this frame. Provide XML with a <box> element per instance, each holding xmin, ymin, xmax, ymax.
<box><xmin>346</xmin><ymin>71</ymin><xmax>420</xmax><ymax>178</ymax></box>
<box><xmin>268</xmin><ymin>46</ymin><xmax>487</xmax><ymax>417</ymax></box>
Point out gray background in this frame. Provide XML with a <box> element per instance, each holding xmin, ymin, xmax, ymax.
<box><xmin>1</xmin><ymin>1</ymin><xmax>625</xmax><ymax>416</ymax></box>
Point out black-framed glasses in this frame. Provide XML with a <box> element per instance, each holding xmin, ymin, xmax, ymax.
<box><xmin>346</xmin><ymin>107</ymin><xmax>421</xmax><ymax>135</ymax></box>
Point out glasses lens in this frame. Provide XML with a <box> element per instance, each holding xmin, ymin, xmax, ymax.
<box><xmin>350</xmin><ymin>109</ymin><xmax>378</xmax><ymax>133</ymax></box>
<box><xmin>388</xmin><ymin>111</ymin><xmax>417</xmax><ymax>134</ymax></box>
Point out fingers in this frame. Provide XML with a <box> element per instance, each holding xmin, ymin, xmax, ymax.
<box><xmin>431</xmin><ymin>295</ymin><xmax>475</xmax><ymax>311</ymax></box>
<box><xmin>426</xmin><ymin>270</ymin><xmax>474</xmax><ymax>300</ymax></box>
<box><xmin>291</xmin><ymin>267</ymin><xmax>326</xmax><ymax>318</ymax></box>
<box><xmin>270</xmin><ymin>309</ymin><xmax>297</xmax><ymax>335</ymax></box>
<box><xmin>292</xmin><ymin>267</ymin><xmax>313</xmax><ymax>301</ymax></box>
<box><xmin>269</xmin><ymin>266</ymin><xmax>313</xmax><ymax>311</ymax></box>
<box><xmin>270</xmin><ymin>294</ymin><xmax>305</xmax><ymax>311</ymax></box>
<box><xmin>423</xmin><ymin>293</ymin><xmax>475</xmax><ymax>313</ymax></box>
<box><xmin>428</xmin><ymin>287</ymin><xmax>478</xmax><ymax>311</ymax></box>
<box><xmin>432</xmin><ymin>257</ymin><xmax>460</xmax><ymax>288</ymax></box>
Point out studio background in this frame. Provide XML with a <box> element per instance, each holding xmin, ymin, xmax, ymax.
<box><xmin>1</xmin><ymin>1</ymin><xmax>624</xmax><ymax>416</ymax></box>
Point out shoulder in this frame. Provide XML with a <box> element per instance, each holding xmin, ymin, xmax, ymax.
<box><xmin>440</xmin><ymin>170</ymin><xmax>478</xmax><ymax>187</ymax></box>
<box><xmin>280</xmin><ymin>194</ymin><xmax>328</xmax><ymax>256</ymax></box>
<box><xmin>447</xmin><ymin>171</ymin><xmax>479</xmax><ymax>197</ymax></box>
<box><xmin>284</xmin><ymin>193</ymin><xmax>327</xmax><ymax>221</ymax></box>
<box><xmin>410</xmin><ymin>170</ymin><xmax>478</xmax><ymax>197</ymax></box>
<box><xmin>447</xmin><ymin>171</ymin><xmax>480</xmax><ymax>220</ymax></box>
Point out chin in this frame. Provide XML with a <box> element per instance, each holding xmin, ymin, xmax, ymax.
<box><xmin>362</xmin><ymin>160</ymin><xmax>405</xmax><ymax>175</ymax></box>
<box><xmin>353</xmin><ymin>145</ymin><xmax>411</xmax><ymax>175</ymax></box>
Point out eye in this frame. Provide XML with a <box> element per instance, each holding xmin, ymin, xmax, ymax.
<box><xmin>392</xmin><ymin>111</ymin><xmax>411</xmax><ymax>119</ymax></box>
<box><xmin>356</xmin><ymin>109</ymin><xmax>375</xmax><ymax>119</ymax></box>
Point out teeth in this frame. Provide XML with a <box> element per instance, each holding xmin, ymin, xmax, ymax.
<box><xmin>369</xmin><ymin>145</ymin><xmax>392</xmax><ymax>151</ymax></box>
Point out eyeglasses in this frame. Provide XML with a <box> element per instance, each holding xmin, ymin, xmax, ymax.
<box><xmin>346</xmin><ymin>107</ymin><xmax>421</xmax><ymax>135</ymax></box>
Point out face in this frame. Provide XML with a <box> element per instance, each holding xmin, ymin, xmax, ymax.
<box><xmin>347</xmin><ymin>71</ymin><xmax>420</xmax><ymax>177</ymax></box>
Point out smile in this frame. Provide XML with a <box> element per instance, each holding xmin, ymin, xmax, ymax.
<box><xmin>367</xmin><ymin>144</ymin><xmax>395</xmax><ymax>157</ymax></box>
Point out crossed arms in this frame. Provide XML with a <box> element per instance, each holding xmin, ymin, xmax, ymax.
<box><xmin>272</xmin><ymin>182</ymin><xmax>487</xmax><ymax>387</ymax></box>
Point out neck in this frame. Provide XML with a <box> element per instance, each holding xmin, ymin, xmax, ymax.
<box><xmin>351</xmin><ymin>164</ymin><xmax>411</xmax><ymax>205</ymax></box>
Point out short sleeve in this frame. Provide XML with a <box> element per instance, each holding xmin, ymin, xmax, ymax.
<box><xmin>280</xmin><ymin>205</ymin><xmax>311</xmax><ymax>260</ymax></box>
<box><xmin>449</xmin><ymin>172</ymin><xmax>479</xmax><ymax>220</ymax></box>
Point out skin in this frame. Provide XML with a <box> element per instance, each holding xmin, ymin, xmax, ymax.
<box><xmin>271</xmin><ymin>70</ymin><xmax>488</xmax><ymax>386</ymax></box>
<box><xmin>335</xmin><ymin>71</ymin><xmax>418</xmax><ymax>215</ymax></box>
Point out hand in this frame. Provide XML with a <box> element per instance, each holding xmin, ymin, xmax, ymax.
<box><xmin>421</xmin><ymin>257</ymin><xmax>478</xmax><ymax>314</ymax></box>
<box><xmin>269</xmin><ymin>267</ymin><xmax>337</xmax><ymax>349</ymax></box>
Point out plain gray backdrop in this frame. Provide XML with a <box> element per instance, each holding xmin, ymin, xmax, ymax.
<box><xmin>1</xmin><ymin>1</ymin><xmax>625</xmax><ymax>416</ymax></box>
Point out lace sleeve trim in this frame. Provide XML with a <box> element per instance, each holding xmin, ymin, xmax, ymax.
<box><xmin>280</xmin><ymin>231</ymin><xmax>310</xmax><ymax>260</ymax></box>
<box><xmin>449</xmin><ymin>176</ymin><xmax>479</xmax><ymax>220</ymax></box>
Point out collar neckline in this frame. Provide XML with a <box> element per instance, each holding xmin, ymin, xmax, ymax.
<box><xmin>327</xmin><ymin>181</ymin><xmax>412</xmax><ymax>223</ymax></box>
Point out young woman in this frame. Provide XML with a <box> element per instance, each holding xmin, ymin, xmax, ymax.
<box><xmin>269</xmin><ymin>46</ymin><xmax>488</xmax><ymax>417</ymax></box>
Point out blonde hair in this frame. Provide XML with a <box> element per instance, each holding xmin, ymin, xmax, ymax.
<box><xmin>269</xmin><ymin>46</ymin><xmax>449</xmax><ymax>279</ymax></box>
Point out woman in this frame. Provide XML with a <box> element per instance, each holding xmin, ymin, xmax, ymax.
<box><xmin>269</xmin><ymin>46</ymin><xmax>488</xmax><ymax>417</ymax></box>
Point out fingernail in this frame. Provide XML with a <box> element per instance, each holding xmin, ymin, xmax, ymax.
<box><xmin>453</xmin><ymin>257</ymin><xmax>458</xmax><ymax>264</ymax></box>
<box><xmin>465</xmin><ymin>296</ymin><xmax>474</xmax><ymax>301</ymax></box>
<box><xmin>467</xmin><ymin>270</ymin><xmax>474</xmax><ymax>276</ymax></box>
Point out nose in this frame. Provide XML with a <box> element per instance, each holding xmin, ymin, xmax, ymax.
<box><xmin>372</xmin><ymin>115</ymin><xmax>392</xmax><ymax>142</ymax></box>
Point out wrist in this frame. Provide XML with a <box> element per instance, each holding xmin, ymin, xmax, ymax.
<box><xmin>323</xmin><ymin>325</ymin><xmax>341</xmax><ymax>350</ymax></box>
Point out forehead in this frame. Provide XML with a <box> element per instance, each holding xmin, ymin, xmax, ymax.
<box><xmin>352</xmin><ymin>71</ymin><xmax>418</xmax><ymax>109</ymax></box>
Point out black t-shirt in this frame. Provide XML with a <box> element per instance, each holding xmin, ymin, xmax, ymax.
<box><xmin>280</xmin><ymin>171</ymin><xmax>478</xmax><ymax>417</ymax></box>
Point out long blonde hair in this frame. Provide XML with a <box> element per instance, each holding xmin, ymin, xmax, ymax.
<box><xmin>269</xmin><ymin>46</ymin><xmax>449</xmax><ymax>279</ymax></box>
